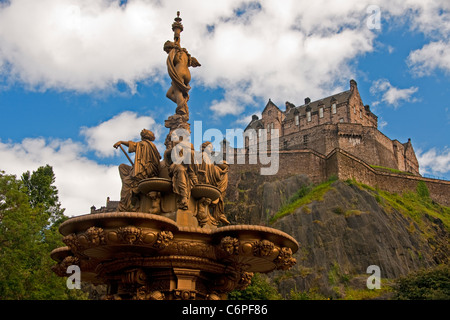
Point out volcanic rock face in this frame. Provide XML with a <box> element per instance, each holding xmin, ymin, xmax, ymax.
<box><xmin>225</xmin><ymin>173</ymin><xmax>449</xmax><ymax>297</ymax></box>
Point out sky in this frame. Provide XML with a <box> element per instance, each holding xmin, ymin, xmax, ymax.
<box><xmin>0</xmin><ymin>0</ymin><xmax>449</xmax><ymax>216</ymax></box>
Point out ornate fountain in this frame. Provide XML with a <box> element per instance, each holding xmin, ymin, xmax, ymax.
<box><xmin>51</xmin><ymin>12</ymin><xmax>298</xmax><ymax>300</ymax></box>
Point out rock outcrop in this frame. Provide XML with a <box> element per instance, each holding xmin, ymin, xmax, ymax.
<box><xmin>225</xmin><ymin>173</ymin><xmax>449</xmax><ymax>297</ymax></box>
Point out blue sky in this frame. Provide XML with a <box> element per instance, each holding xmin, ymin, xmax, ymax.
<box><xmin>0</xmin><ymin>0</ymin><xmax>449</xmax><ymax>216</ymax></box>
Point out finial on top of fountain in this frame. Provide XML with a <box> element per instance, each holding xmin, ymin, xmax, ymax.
<box><xmin>172</xmin><ymin>11</ymin><xmax>183</xmax><ymax>46</ymax></box>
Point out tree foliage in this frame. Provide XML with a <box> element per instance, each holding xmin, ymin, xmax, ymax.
<box><xmin>394</xmin><ymin>264</ymin><xmax>450</xmax><ymax>300</ymax></box>
<box><xmin>228</xmin><ymin>273</ymin><xmax>282</xmax><ymax>300</ymax></box>
<box><xmin>0</xmin><ymin>166</ymin><xmax>87</xmax><ymax>299</ymax></box>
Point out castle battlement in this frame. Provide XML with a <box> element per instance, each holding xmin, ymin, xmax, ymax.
<box><xmin>243</xmin><ymin>79</ymin><xmax>420</xmax><ymax>176</ymax></box>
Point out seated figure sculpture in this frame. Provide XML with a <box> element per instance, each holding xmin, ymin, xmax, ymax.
<box><xmin>199</xmin><ymin>142</ymin><xmax>230</xmax><ymax>225</ymax></box>
<box><xmin>113</xmin><ymin>129</ymin><xmax>161</xmax><ymax>212</ymax></box>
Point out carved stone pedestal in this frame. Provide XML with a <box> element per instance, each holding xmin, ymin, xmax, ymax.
<box><xmin>51</xmin><ymin>212</ymin><xmax>298</xmax><ymax>300</ymax></box>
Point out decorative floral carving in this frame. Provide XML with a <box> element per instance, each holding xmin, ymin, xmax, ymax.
<box><xmin>252</xmin><ymin>240</ymin><xmax>275</xmax><ymax>257</ymax></box>
<box><xmin>62</xmin><ymin>233</ymin><xmax>81</xmax><ymax>252</ymax></box>
<box><xmin>153</xmin><ymin>231</ymin><xmax>174</xmax><ymax>250</ymax></box>
<box><xmin>274</xmin><ymin>247</ymin><xmax>297</xmax><ymax>270</ymax></box>
<box><xmin>168</xmin><ymin>241</ymin><xmax>215</xmax><ymax>258</ymax></box>
<box><xmin>78</xmin><ymin>227</ymin><xmax>105</xmax><ymax>247</ymax></box>
<box><xmin>236</xmin><ymin>272</ymin><xmax>254</xmax><ymax>290</ymax></box>
<box><xmin>51</xmin><ymin>255</ymin><xmax>80</xmax><ymax>277</ymax></box>
<box><xmin>220</xmin><ymin>236</ymin><xmax>240</xmax><ymax>255</ymax></box>
<box><xmin>117</xmin><ymin>226</ymin><xmax>142</xmax><ymax>244</ymax></box>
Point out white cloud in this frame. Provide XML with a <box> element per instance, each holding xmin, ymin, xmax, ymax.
<box><xmin>80</xmin><ymin>111</ymin><xmax>162</xmax><ymax>157</ymax></box>
<box><xmin>198</xmin><ymin>0</ymin><xmax>375</xmax><ymax>115</ymax></box>
<box><xmin>370</xmin><ymin>79</ymin><xmax>418</xmax><ymax>108</ymax></box>
<box><xmin>0</xmin><ymin>0</ymin><xmax>449</xmax><ymax>117</ymax></box>
<box><xmin>0</xmin><ymin>109</ymin><xmax>169</xmax><ymax>216</ymax></box>
<box><xmin>407</xmin><ymin>41</ymin><xmax>450</xmax><ymax>77</ymax></box>
<box><xmin>0</xmin><ymin>137</ymin><xmax>121</xmax><ymax>217</ymax></box>
<box><xmin>0</xmin><ymin>0</ymin><xmax>168</xmax><ymax>92</ymax></box>
<box><xmin>417</xmin><ymin>147</ymin><xmax>450</xmax><ymax>178</ymax></box>
<box><xmin>383</xmin><ymin>0</ymin><xmax>450</xmax><ymax>77</ymax></box>
<box><xmin>378</xmin><ymin>118</ymin><xmax>388</xmax><ymax>130</ymax></box>
<box><xmin>0</xmin><ymin>0</ymin><xmax>377</xmax><ymax>113</ymax></box>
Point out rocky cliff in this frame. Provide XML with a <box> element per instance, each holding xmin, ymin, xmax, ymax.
<box><xmin>225</xmin><ymin>171</ymin><xmax>449</xmax><ymax>298</ymax></box>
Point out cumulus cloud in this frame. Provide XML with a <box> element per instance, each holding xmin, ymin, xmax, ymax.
<box><xmin>0</xmin><ymin>137</ymin><xmax>120</xmax><ymax>217</ymax></box>
<box><xmin>2</xmin><ymin>0</ymin><xmax>448</xmax><ymax>117</ymax></box>
<box><xmin>0</xmin><ymin>0</ymin><xmax>168</xmax><ymax>92</ymax></box>
<box><xmin>0</xmin><ymin>0</ymin><xmax>378</xmax><ymax>113</ymax></box>
<box><xmin>197</xmin><ymin>0</ymin><xmax>376</xmax><ymax>114</ymax></box>
<box><xmin>407</xmin><ymin>41</ymin><xmax>450</xmax><ymax>77</ymax></box>
<box><xmin>0</xmin><ymin>109</ymin><xmax>170</xmax><ymax>216</ymax></box>
<box><xmin>417</xmin><ymin>147</ymin><xmax>450</xmax><ymax>178</ymax></box>
<box><xmin>80</xmin><ymin>111</ymin><xmax>162</xmax><ymax>157</ymax></box>
<box><xmin>370</xmin><ymin>79</ymin><xmax>418</xmax><ymax>108</ymax></box>
<box><xmin>0</xmin><ymin>0</ymin><xmax>449</xmax><ymax>107</ymax></box>
<box><xmin>389</xmin><ymin>0</ymin><xmax>450</xmax><ymax>77</ymax></box>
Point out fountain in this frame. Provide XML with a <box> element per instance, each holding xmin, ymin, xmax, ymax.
<box><xmin>51</xmin><ymin>12</ymin><xmax>298</xmax><ymax>300</ymax></box>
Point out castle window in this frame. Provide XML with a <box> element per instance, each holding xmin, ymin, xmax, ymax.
<box><xmin>332</xmin><ymin>103</ymin><xmax>336</xmax><ymax>114</ymax></box>
<box><xmin>339</xmin><ymin>118</ymin><xmax>344</xmax><ymax>123</ymax></box>
<box><xmin>360</xmin><ymin>110</ymin><xmax>362</xmax><ymax>119</ymax></box>
<box><xmin>268</xmin><ymin>110</ymin><xmax>272</xmax><ymax>116</ymax></box>
<box><xmin>303</xmin><ymin>135</ymin><xmax>309</xmax><ymax>145</ymax></box>
<box><xmin>295</xmin><ymin>115</ymin><xmax>299</xmax><ymax>126</ymax></box>
<box><xmin>319</xmin><ymin>107</ymin><xmax>324</xmax><ymax>118</ymax></box>
<box><xmin>353</xmin><ymin>106</ymin><xmax>356</xmax><ymax>114</ymax></box>
<box><xmin>307</xmin><ymin>111</ymin><xmax>311</xmax><ymax>122</ymax></box>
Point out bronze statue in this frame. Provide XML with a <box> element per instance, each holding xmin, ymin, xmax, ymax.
<box><xmin>164</xmin><ymin>130</ymin><xmax>198</xmax><ymax>210</ymax></box>
<box><xmin>113</xmin><ymin>129</ymin><xmax>161</xmax><ymax>211</ymax></box>
<box><xmin>199</xmin><ymin>142</ymin><xmax>230</xmax><ymax>225</ymax></box>
<box><xmin>164</xmin><ymin>12</ymin><xmax>200</xmax><ymax>119</ymax></box>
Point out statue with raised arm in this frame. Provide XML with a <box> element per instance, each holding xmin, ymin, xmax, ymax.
<box><xmin>163</xmin><ymin>11</ymin><xmax>201</xmax><ymax>120</ymax></box>
<box><xmin>113</xmin><ymin>129</ymin><xmax>161</xmax><ymax>212</ymax></box>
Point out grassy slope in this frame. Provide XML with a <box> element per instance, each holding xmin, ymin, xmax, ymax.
<box><xmin>270</xmin><ymin>177</ymin><xmax>450</xmax><ymax>232</ymax></box>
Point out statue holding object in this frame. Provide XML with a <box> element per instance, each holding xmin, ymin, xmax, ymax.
<box><xmin>113</xmin><ymin>129</ymin><xmax>161</xmax><ymax>212</ymax></box>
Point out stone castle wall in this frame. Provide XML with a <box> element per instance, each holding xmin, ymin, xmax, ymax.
<box><xmin>225</xmin><ymin>148</ymin><xmax>450</xmax><ymax>207</ymax></box>
<box><xmin>326</xmin><ymin>149</ymin><xmax>450</xmax><ymax>206</ymax></box>
<box><xmin>261</xmin><ymin>123</ymin><xmax>420</xmax><ymax>176</ymax></box>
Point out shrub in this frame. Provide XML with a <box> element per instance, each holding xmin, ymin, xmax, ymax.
<box><xmin>394</xmin><ymin>265</ymin><xmax>450</xmax><ymax>300</ymax></box>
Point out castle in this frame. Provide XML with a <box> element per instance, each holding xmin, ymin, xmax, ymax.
<box><xmin>230</xmin><ymin>79</ymin><xmax>449</xmax><ymax>207</ymax></box>
<box><xmin>244</xmin><ymin>79</ymin><xmax>420</xmax><ymax>176</ymax></box>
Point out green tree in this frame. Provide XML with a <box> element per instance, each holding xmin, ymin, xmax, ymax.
<box><xmin>0</xmin><ymin>167</ymin><xmax>87</xmax><ymax>299</ymax></box>
<box><xmin>228</xmin><ymin>273</ymin><xmax>282</xmax><ymax>300</ymax></box>
<box><xmin>394</xmin><ymin>264</ymin><xmax>450</xmax><ymax>300</ymax></box>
